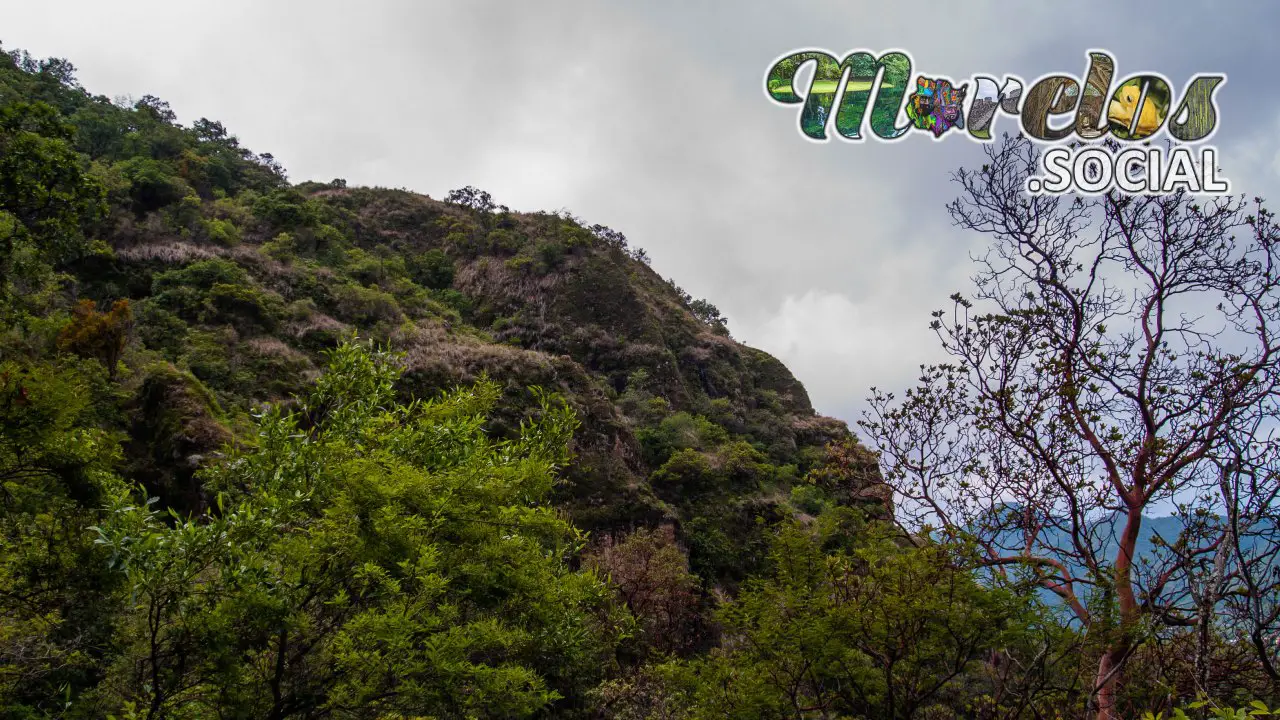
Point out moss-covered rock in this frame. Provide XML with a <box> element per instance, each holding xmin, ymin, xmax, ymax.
<box><xmin>123</xmin><ymin>362</ymin><xmax>233</xmax><ymax>515</ymax></box>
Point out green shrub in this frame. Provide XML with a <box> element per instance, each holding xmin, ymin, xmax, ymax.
<box><xmin>182</xmin><ymin>328</ymin><xmax>236</xmax><ymax>389</ymax></box>
<box><xmin>167</xmin><ymin>193</ymin><xmax>203</xmax><ymax>232</ymax></box>
<box><xmin>430</xmin><ymin>288</ymin><xmax>472</xmax><ymax>317</ymax></box>
<box><xmin>676</xmin><ymin>511</ymin><xmax>1047</xmax><ymax>717</ymax></box>
<box><xmin>152</xmin><ymin>259</ymin><xmax>249</xmax><ymax>320</ymax></box>
<box><xmin>208</xmin><ymin>196</ymin><xmax>253</xmax><ymax>226</ymax></box>
<box><xmin>152</xmin><ymin>258</ymin><xmax>249</xmax><ymax>293</ymax></box>
<box><xmin>637</xmin><ymin>411</ymin><xmax>728</xmax><ymax>467</ymax></box>
<box><xmin>651</xmin><ymin>449</ymin><xmax>720</xmax><ymax>498</ymax></box>
<box><xmin>284</xmin><ymin>298</ymin><xmax>317</xmax><ymax>321</ymax></box>
<box><xmin>487</xmin><ymin>228</ymin><xmax>523</xmax><ymax>253</ymax></box>
<box><xmin>134</xmin><ymin>300</ymin><xmax>188</xmax><ymax>360</ymax></box>
<box><xmin>312</xmin><ymin>223</ymin><xmax>346</xmax><ymax>254</ymax></box>
<box><xmin>203</xmin><ymin>217</ymin><xmax>240</xmax><ymax>247</ymax></box>
<box><xmin>204</xmin><ymin>282</ymin><xmax>282</xmax><ymax>331</ymax></box>
<box><xmin>1143</xmin><ymin>700</ymin><xmax>1277</xmax><ymax>719</ymax></box>
<box><xmin>412</xmin><ymin>248</ymin><xmax>455</xmax><ymax>289</ymax></box>
<box><xmin>536</xmin><ymin>239</ymin><xmax>566</xmax><ymax>269</ymax></box>
<box><xmin>505</xmin><ymin>254</ymin><xmax>534</xmax><ymax>272</ymax></box>
<box><xmin>332</xmin><ymin>282</ymin><xmax>403</xmax><ymax>326</ymax></box>
<box><xmin>151</xmin><ymin>259</ymin><xmax>280</xmax><ymax>331</ymax></box>
<box><xmin>345</xmin><ymin>247</ymin><xmax>408</xmax><ymax>286</ymax></box>
<box><xmin>252</xmin><ymin>188</ymin><xmax>314</xmax><ymax>229</ymax></box>
<box><xmin>789</xmin><ymin>482</ymin><xmax>826</xmax><ymax>515</ymax></box>
<box><xmin>260</xmin><ymin>231</ymin><xmax>297</xmax><ymax>262</ymax></box>
<box><xmin>115</xmin><ymin>156</ymin><xmax>192</xmax><ymax>215</ymax></box>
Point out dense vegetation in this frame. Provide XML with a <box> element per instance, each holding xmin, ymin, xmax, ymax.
<box><xmin>0</xmin><ymin>43</ymin><xmax>1277</xmax><ymax>719</ymax></box>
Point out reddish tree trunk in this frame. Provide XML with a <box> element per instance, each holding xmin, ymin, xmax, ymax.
<box><xmin>1093</xmin><ymin>506</ymin><xmax>1143</xmax><ymax>719</ymax></box>
<box><xmin>1094</xmin><ymin>648</ymin><xmax>1124</xmax><ymax>720</ymax></box>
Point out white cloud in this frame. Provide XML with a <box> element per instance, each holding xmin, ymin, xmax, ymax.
<box><xmin>736</xmin><ymin>229</ymin><xmax>977</xmax><ymax>422</ymax></box>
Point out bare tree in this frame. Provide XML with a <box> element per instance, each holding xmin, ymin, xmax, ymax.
<box><xmin>1214</xmin><ymin>417</ymin><xmax>1280</xmax><ymax>689</ymax></box>
<box><xmin>859</xmin><ymin>134</ymin><xmax>1280</xmax><ymax>719</ymax></box>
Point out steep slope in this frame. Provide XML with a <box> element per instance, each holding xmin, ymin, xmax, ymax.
<box><xmin>0</xmin><ymin>44</ymin><xmax>885</xmax><ymax>587</ymax></box>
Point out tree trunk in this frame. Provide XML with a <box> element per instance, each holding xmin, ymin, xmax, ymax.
<box><xmin>1195</xmin><ymin>528</ymin><xmax>1231</xmax><ymax>694</ymax></box>
<box><xmin>1093</xmin><ymin>506</ymin><xmax>1144</xmax><ymax>719</ymax></box>
<box><xmin>1094</xmin><ymin>647</ymin><xmax>1127</xmax><ymax>720</ymax></box>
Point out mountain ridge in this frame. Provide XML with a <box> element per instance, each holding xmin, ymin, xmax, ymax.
<box><xmin>0</xmin><ymin>44</ymin><xmax>885</xmax><ymax>589</ymax></box>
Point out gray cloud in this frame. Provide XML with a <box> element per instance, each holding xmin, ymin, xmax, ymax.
<box><xmin>4</xmin><ymin>0</ymin><xmax>1278</xmax><ymax>429</ymax></box>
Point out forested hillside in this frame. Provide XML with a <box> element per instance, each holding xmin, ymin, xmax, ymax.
<box><xmin>0</xmin><ymin>43</ymin><xmax>892</xmax><ymax>718</ymax></box>
<box><xmin>0</xmin><ymin>42</ymin><xmax>888</xmax><ymax>562</ymax></box>
<box><xmin>2</xmin><ymin>44</ymin><xmax>1277</xmax><ymax>720</ymax></box>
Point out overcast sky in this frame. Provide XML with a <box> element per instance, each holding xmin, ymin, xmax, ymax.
<box><xmin>4</xmin><ymin>1</ymin><xmax>1280</xmax><ymax>428</ymax></box>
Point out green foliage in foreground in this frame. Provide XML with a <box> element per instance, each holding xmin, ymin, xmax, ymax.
<box><xmin>630</xmin><ymin>512</ymin><xmax>1082</xmax><ymax>720</ymax></box>
<box><xmin>0</xmin><ymin>357</ymin><xmax>124</xmax><ymax>715</ymax></box>
<box><xmin>1144</xmin><ymin>699</ymin><xmax>1278</xmax><ymax>719</ymax></box>
<box><xmin>4</xmin><ymin>340</ymin><xmax>626</xmax><ymax>718</ymax></box>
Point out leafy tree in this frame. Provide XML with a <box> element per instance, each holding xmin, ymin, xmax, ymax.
<box><xmin>253</xmin><ymin>188</ymin><xmax>315</xmax><ymax>230</ymax></box>
<box><xmin>68</xmin><ymin>101</ymin><xmax>129</xmax><ymax>158</ymax></box>
<box><xmin>687</xmin><ymin>299</ymin><xmax>724</xmax><ymax>329</ymax></box>
<box><xmin>134</xmin><ymin>95</ymin><xmax>176</xmax><ymax>124</ymax></box>
<box><xmin>674</xmin><ymin>509</ymin><xmax>1058</xmax><ymax>720</ymax></box>
<box><xmin>446</xmin><ymin>185</ymin><xmax>507</xmax><ymax>213</ymax></box>
<box><xmin>0</xmin><ymin>100</ymin><xmax>106</xmax><ymax>286</ymax></box>
<box><xmin>636</xmin><ymin>411</ymin><xmax>728</xmax><ymax>468</ymax></box>
<box><xmin>588</xmin><ymin>224</ymin><xmax>628</xmax><ymax>251</ymax></box>
<box><xmin>114</xmin><ymin>157</ymin><xmax>192</xmax><ymax>215</ymax></box>
<box><xmin>191</xmin><ymin>118</ymin><xmax>234</xmax><ymax>147</ymax></box>
<box><xmin>57</xmin><ymin>298</ymin><xmax>133</xmax><ymax>379</ymax></box>
<box><xmin>0</xmin><ymin>359</ymin><xmax>125</xmax><ymax>713</ymax></box>
<box><xmin>412</xmin><ymin>248</ymin><xmax>455</xmax><ymax>290</ymax></box>
<box><xmin>670</xmin><ymin>287</ymin><xmax>728</xmax><ymax>334</ymax></box>
<box><xmin>256</xmin><ymin>152</ymin><xmax>287</xmax><ymax>182</ymax></box>
<box><xmin>93</xmin><ymin>340</ymin><xmax>624</xmax><ymax>718</ymax></box>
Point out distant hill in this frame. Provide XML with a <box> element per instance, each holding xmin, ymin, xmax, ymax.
<box><xmin>987</xmin><ymin>511</ymin><xmax>1277</xmax><ymax>601</ymax></box>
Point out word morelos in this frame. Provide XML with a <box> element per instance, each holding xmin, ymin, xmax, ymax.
<box><xmin>765</xmin><ymin>50</ymin><xmax>1230</xmax><ymax>195</ymax></box>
